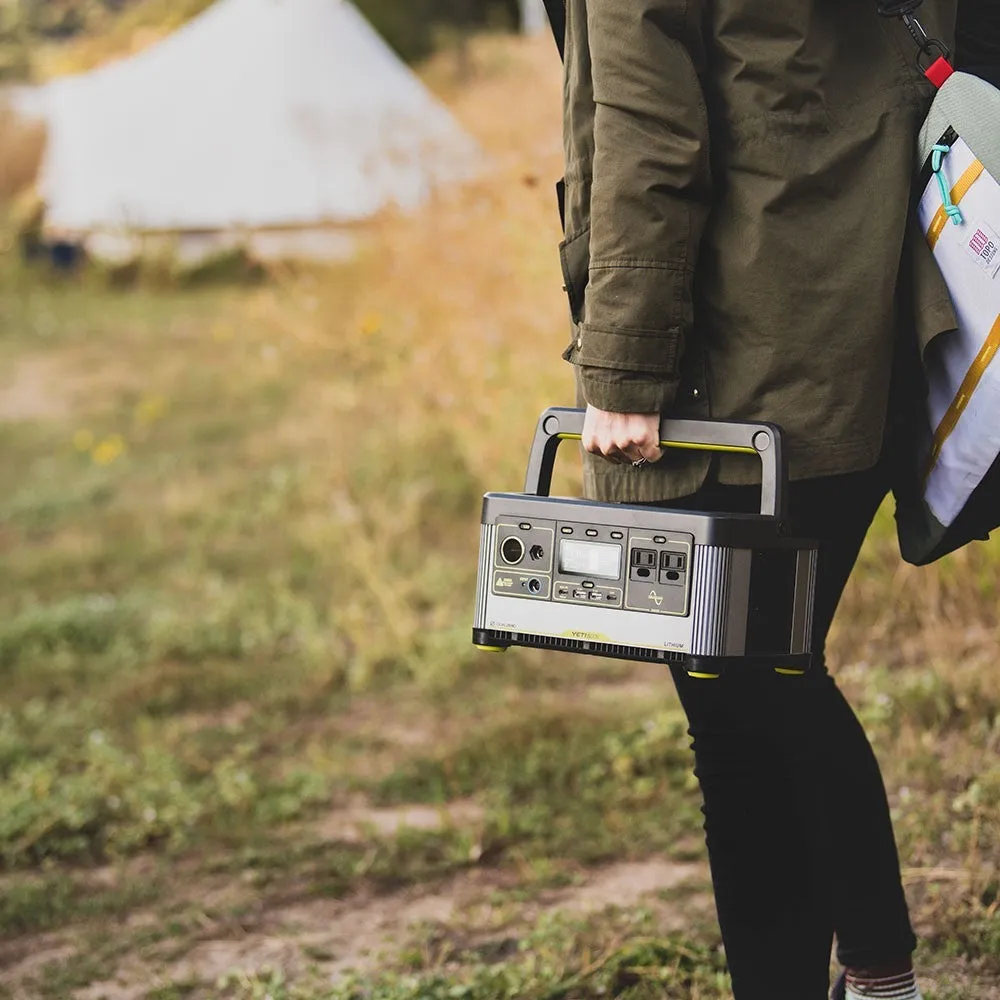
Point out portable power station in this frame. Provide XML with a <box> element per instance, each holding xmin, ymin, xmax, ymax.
<box><xmin>472</xmin><ymin>408</ymin><xmax>819</xmax><ymax>678</ymax></box>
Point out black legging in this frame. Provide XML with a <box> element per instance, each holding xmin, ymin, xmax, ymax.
<box><xmin>664</xmin><ymin>461</ymin><xmax>916</xmax><ymax>999</ymax></box>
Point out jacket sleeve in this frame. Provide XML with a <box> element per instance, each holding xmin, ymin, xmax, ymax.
<box><xmin>956</xmin><ymin>0</ymin><xmax>1000</xmax><ymax>69</ymax></box>
<box><xmin>574</xmin><ymin>0</ymin><xmax>712</xmax><ymax>414</ymax></box>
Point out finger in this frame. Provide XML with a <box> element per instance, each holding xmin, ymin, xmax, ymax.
<box><xmin>622</xmin><ymin>444</ymin><xmax>648</xmax><ymax>466</ymax></box>
<box><xmin>599</xmin><ymin>438</ymin><xmax>630</xmax><ymax>464</ymax></box>
<box><xmin>635</xmin><ymin>424</ymin><xmax>664</xmax><ymax>464</ymax></box>
<box><xmin>582</xmin><ymin>406</ymin><xmax>604</xmax><ymax>455</ymax></box>
<box><xmin>622</xmin><ymin>431</ymin><xmax>657</xmax><ymax>465</ymax></box>
<box><xmin>639</xmin><ymin>425</ymin><xmax>663</xmax><ymax>462</ymax></box>
<box><xmin>600</xmin><ymin>430</ymin><xmax>645</xmax><ymax>465</ymax></box>
<box><xmin>633</xmin><ymin>442</ymin><xmax>661</xmax><ymax>464</ymax></box>
<box><xmin>582</xmin><ymin>430</ymin><xmax>621</xmax><ymax>463</ymax></box>
<box><xmin>639</xmin><ymin>422</ymin><xmax>664</xmax><ymax>463</ymax></box>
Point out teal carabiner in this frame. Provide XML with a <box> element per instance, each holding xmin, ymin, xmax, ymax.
<box><xmin>931</xmin><ymin>144</ymin><xmax>965</xmax><ymax>226</ymax></box>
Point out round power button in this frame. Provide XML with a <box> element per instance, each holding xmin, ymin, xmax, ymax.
<box><xmin>500</xmin><ymin>536</ymin><xmax>525</xmax><ymax>565</ymax></box>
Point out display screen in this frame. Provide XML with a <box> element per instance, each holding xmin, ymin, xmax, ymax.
<box><xmin>559</xmin><ymin>540</ymin><xmax>622</xmax><ymax>580</ymax></box>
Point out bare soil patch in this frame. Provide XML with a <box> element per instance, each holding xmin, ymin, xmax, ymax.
<box><xmin>316</xmin><ymin>800</ymin><xmax>486</xmax><ymax>844</ymax></box>
<box><xmin>0</xmin><ymin>357</ymin><xmax>70</xmax><ymax>422</ymax></box>
<box><xmin>0</xmin><ymin>857</ymin><xmax>710</xmax><ymax>999</ymax></box>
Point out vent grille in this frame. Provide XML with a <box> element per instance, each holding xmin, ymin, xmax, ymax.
<box><xmin>473</xmin><ymin>523</ymin><xmax>494</xmax><ymax>629</ymax></box>
<box><xmin>485</xmin><ymin>630</ymin><xmax>685</xmax><ymax>664</ymax></box>
<box><xmin>802</xmin><ymin>549</ymin><xmax>818</xmax><ymax>653</ymax></box>
<box><xmin>691</xmin><ymin>545</ymin><xmax>731</xmax><ymax>656</ymax></box>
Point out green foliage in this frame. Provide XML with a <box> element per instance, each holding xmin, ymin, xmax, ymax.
<box><xmin>1</xmin><ymin>0</ymin><xmax>523</xmax><ymax>73</ymax></box>
<box><xmin>0</xmin><ymin>693</ymin><xmax>345</xmax><ymax>867</ymax></box>
<box><xmin>336</xmin><ymin>1</ymin><xmax>519</xmax><ymax>62</ymax></box>
<box><xmin>215</xmin><ymin>911</ymin><xmax>730</xmax><ymax>1000</ymax></box>
<box><xmin>376</xmin><ymin>708</ymin><xmax>700</xmax><ymax>864</ymax></box>
<box><xmin>0</xmin><ymin>871</ymin><xmax>160</xmax><ymax>936</ymax></box>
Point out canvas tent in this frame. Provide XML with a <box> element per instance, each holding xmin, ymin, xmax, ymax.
<box><xmin>15</xmin><ymin>0</ymin><xmax>479</xmax><ymax>262</ymax></box>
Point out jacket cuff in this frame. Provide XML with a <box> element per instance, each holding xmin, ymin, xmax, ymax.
<box><xmin>575</xmin><ymin>322</ymin><xmax>684</xmax><ymax>375</ymax></box>
<box><xmin>577</xmin><ymin>366</ymin><xmax>680</xmax><ymax>414</ymax></box>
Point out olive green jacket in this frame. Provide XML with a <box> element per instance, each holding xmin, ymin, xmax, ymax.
<box><xmin>560</xmin><ymin>0</ymin><xmax>960</xmax><ymax>502</ymax></box>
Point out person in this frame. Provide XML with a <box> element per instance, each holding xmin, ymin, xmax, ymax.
<box><xmin>556</xmin><ymin>2</ymin><xmax>1000</xmax><ymax>998</ymax></box>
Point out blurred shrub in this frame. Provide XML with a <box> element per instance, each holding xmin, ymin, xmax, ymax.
<box><xmin>358</xmin><ymin>0</ymin><xmax>520</xmax><ymax>61</ymax></box>
<box><xmin>3</xmin><ymin>1</ymin><xmax>523</xmax><ymax>71</ymax></box>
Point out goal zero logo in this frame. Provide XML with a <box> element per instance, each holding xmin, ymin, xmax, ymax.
<box><xmin>966</xmin><ymin>223</ymin><xmax>1000</xmax><ymax>277</ymax></box>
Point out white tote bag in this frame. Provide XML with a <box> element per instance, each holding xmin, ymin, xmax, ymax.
<box><xmin>896</xmin><ymin>69</ymin><xmax>1000</xmax><ymax>564</ymax></box>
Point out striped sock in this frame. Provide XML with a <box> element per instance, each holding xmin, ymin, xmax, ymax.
<box><xmin>844</xmin><ymin>970</ymin><xmax>922</xmax><ymax>999</ymax></box>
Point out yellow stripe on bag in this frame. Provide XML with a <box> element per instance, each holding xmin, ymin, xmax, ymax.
<box><xmin>925</xmin><ymin>313</ymin><xmax>1000</xmax><ymax>482</ymax></box>
<box><xmin>926</xmin><ymin>160</ymin><xmax>986</xmax><ymax>250</ymax></box>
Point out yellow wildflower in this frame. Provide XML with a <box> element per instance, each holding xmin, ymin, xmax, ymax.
<box><xmin>92</xmin><ymin>435</ymin><xmax>126</xmax><ymax>466</ymax></box>
<box><xmin>360</xmin><ymin>313</ymin><xmax>382</xmax><ymax>336</ymax></box>
<box><xmin>135</xmin><ymin>395</ymin><xmax>169</xmax><ymax>427</ymax></box>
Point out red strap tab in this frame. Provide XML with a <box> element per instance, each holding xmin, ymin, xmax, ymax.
<box><xmin>925</xmin><ymin>56</ymin><xmax>955</xmax><ymax>88</ymax></box>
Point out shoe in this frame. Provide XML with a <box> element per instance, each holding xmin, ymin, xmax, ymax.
<box><xmin>831</xmin><ymin>972</ymin><xmax>847</xmax><ymax>1000</ymax></box>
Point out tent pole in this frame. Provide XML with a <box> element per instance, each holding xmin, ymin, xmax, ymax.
<box><xmin>520</xmin><ymin>0</ymin><xmax>547</xmax><ymax>36</ymax></box>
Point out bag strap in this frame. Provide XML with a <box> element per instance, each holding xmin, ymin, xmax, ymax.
<box><xmin>877</xmin><ymin>0</ymin><xmax>954</xmax><ymax>86</ymax></box>
<box><xmin>541</xmin><ymin>1</ymin><xmax>952</xmax><ymax>83</ymax></box>
<box><xmin>541</xmin><ymin>0</ymin><xmax>565</xmax><ymax>61</ymax></box>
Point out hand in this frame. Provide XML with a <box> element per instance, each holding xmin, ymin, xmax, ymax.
<box><xmin>582</xmin><ymin>406</ymin><xmax>664</xmax><ymax>466</ymax></box>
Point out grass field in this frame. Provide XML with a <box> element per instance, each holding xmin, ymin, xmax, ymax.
<box><xmin>1</xmin><ymin>35</ymin><xmax>999</xmax><ymax>1000</ymax></box>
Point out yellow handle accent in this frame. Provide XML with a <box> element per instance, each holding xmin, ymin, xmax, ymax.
<box><xmin>924</xmin><ymin>313</ymin><xmax>1000</xmax><ymax>483</ymax></box>
<box><xmin>558</xmin><ymin>433</ymin><xmax>757</xmax><ymax>456</ymax></box>
<box><xmin>926</xmin><ymin>159</ymin><xmax>985</xmax><ymax>250</ymax></box>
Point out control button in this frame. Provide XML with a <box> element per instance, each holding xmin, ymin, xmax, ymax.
<box><xmin>528</xmin><ymin>579</ymin><xmax>542</xmax><ymax>594</ymax></box>
<box><xmin>582</xmin><ymin>581</ymin><xmax>595</xmax><ymax>589</ymax></box>
<box><xmin>573</xmin><ymin>589</ymin><xmax>589</xmax><ymax>600</ymax></box>
<box><xmin>557</xmin><ymin>587</ymin><xmax>569</xmax><ymax>598</ymax></box>
<box><xmin>588</xmin><ymin>592</ymin><xmax>602</xmax><ymax>601</ymax></box>
<box><xmin>561</xmin><ymin>527</ymin><xmax>574</xmax><ymax>535</ymax></box>
<box><xmin>610</xmin><ymin>531</ymin><xmax>624</xmax><ymax>540</ymax></box>
<box><xmin>654</xmin><ymin>535</ymin><xmax>667</xmax><ymax>544</ymax></box>
<box><xmin>585</xmin><ymin>529</ymin><xmax>599</xmax><ymax>537</ymax></box>
<box><xmin>529</xmin><ymin>544</ymin><xmax>545</xmax><ymax>560</ymax></box>
<box><xmin>519</xmin><ymin>522</ymin><xmax>532</xmax><ymax>531</ymax></box>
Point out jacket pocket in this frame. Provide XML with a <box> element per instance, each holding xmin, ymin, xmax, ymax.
<box><xmin>559</xmin><ymin>225</ymin><xmax>591</xmax><ymax>325</ymax></box>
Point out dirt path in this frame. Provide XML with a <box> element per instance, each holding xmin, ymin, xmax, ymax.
<box><xmin>1</xmin><ymin>856</ymin><xmax>711</xmax><ymax>1000</ymax></box>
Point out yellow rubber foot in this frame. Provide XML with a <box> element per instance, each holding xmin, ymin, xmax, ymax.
<box><xmin>687</xmin><ymin>671</ymin><xmax>721</xmax><ymax>680</ymax></box>
<box><xmin>475</xmin><ymin>645</ymin><xmax>508</xmax><ymax>653</ymax></box>
<box><xmin>774</xmin><ymin>668</ymin><xmax>806</xmax><ymax>677</ymax></box>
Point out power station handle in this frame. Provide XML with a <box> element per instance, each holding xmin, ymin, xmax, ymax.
<box><xmin>524</xmin><ymin>407</ymin><xmax>788</xmax><ymax>520</ymax></box>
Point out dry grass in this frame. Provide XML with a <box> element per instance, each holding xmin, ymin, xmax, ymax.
<box><xmin>31</xmin><ymin>0</ymin><xmax>217</xmax><ymax>80</ymax></box>
<box><xmin>265</xmin><ymin>35</ymin><xmax>571</xmax><ymax>485</ymax></box>
<box><xmin>0</xmin><ymin>103</ymin><xmax>46</xmax><ymax>205</ymax></box>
